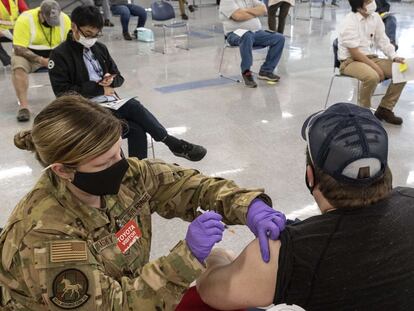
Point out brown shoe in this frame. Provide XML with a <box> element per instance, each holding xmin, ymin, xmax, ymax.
<box><xmin>17</xmin><ymin>108</ymin><xmax>30</xmax><ymax>122</ymax></box>
<box><xmin>123</xmin><ymin>32</ymin><xmax>133</xmax><ymax>41</ymax></box>
<box><xmin>374</xmin><ymin>106</ymin><xmax>403</xmax><ymax>125</ymax></box>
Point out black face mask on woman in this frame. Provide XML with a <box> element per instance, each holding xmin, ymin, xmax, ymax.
<box><xmin>72</xmin><ymin>158</ymin><xmax>129</xmax><ymax>196</ymax></box>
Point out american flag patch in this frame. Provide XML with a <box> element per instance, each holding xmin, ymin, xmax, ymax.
<box><xmin>50</xmin><ymin>241</ymin><xmax>88</xmax><ymax>263</ymax></box>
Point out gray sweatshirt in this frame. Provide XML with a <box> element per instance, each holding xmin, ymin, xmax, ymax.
<box><xmin>109</xmin><ymin>0</ymin><xmax>129</xmax><ymax>5</ymax></box>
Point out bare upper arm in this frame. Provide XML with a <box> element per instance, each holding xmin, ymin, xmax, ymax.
<box><xmin>198</xmin><ymin>239</ymin><xmax>280</xmax><ymax>309</ymax></box>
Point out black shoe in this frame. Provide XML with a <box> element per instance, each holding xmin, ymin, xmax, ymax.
<box><xmin>123</xmin><ymin>32</ymin><xmax>133</xmax><ymax>41</ymax></box>
<box><xmin>17</xmin><ymin>108</ymin><xmax>30</xmax><ymax>122</ymax></box>
<box><xmin>258</xmin><ymin>71</ymin><xmax>280</xmax><ymax>82</ymax></box>
<box><xmin>374</xmin><ymin>106</ymin><xmax>403</xmax><ymax>125</ymax></box>
<box><xmin>188</xmin><ymin>4</ymin><xmax>195</xmax><ymax>12</ymax></box>
<box><xmin>181</xmin><ymin>13</ymin><xmax>189</xmax><ymax>20</ymax></box>
<box><xmin>242</xmin><ymin>71</ymin><xmax>257</xmax><ymax>88</ymax></box>
<box><xmin>104</xmin><ymin>19</ymin><xmax>114</xmax><ymax>27</ymax></box>
<box><xmin>172</xmin><ymin>140</ymin><xmax>207</xmax><ymax>161</ymax></box>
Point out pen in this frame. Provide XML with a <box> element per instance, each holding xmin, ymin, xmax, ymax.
<box><xmin>196</xmin><ymin>207</ymin><xmax>236</xmax><ymax>234</ymax></box>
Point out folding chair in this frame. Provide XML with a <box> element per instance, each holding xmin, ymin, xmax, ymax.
<box><xmin>218</xmin><ymin>38</ymin><xmax>268</xmax><ymax>83</ymax></box>
<box><xmin>151</xmin><ymin>0</ymin><xmax>190</xmax><ymax>54</ymax></box>
<box><xmin>325</xmin><ymin>38</ymin><xmax>386</xmax><ymax>108</ymax></box>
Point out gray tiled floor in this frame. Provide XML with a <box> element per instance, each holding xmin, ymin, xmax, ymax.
<box><xmin>1</xmin><ymin>1</ymin><xmax>414</xmax><ymax>259</ymax></box>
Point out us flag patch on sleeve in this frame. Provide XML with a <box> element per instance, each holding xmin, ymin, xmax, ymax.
<box><xmin>50</xmin><ymin>241</ymin><xmax>88</xmax><ymax>263</ymax></box>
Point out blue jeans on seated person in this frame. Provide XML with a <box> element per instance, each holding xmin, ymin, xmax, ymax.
<box><xmin>226</xmin><ymin>30</ymin><xmax>285</xmax><ymax>74</ymax></box>
<box><xmin>383</xmin><ymin>15</ymin><xmax>397</xmax><ymax>44</ymax></box>
<box><xmin>111</xmin><ymin>4</ymin><xmax>147</xmax><ymax>33</ymax></box>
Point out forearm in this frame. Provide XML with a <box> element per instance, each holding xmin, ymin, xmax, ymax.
<box><xmin>13</xmin><ymin>45</ymin><xmax>42</xmax><ymax>63</ymax></box>
<box><xmin>349</xmin><ymin>48</ymin><xmax>380</xmax><ymax>70</ymax></box>
<box><xmin>246</xmin><ymin>5</ymin><xmax>267</xmax><ymax>17</ymax></box>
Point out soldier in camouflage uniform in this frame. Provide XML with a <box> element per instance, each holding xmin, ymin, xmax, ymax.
<box><xmin>0</xmin><ymin>95</ymin><xmax>286</xmax><ymax>310</ymax></box>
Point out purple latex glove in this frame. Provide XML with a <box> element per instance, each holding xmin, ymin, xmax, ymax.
<box><xmin>247</xmin><ymin>199</ymin><xmax>286</xmax><ymax>263</ymax></box>
<box><xmin>185</xmin><ymin>211</ymin><xmax>225</xmax><ymax>263</ymax></box>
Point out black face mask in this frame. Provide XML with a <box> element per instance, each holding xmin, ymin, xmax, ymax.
<box><xmin>72</xmin><ymin>158</ymin><xmax>129</xmax><ymax>196</ymax></box>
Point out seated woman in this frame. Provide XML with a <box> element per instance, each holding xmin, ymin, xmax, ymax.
<box><xmin>109</xmin><ymin>0</ymin><xmax>147</xmax><ymax>40</ymax></box>
<box><xmin>49</xmin><ymin>5</ymin><xmax>206</xmax><ymax>161</ymax></box>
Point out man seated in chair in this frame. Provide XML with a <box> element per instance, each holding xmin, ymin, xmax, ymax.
<box><xmin>338</xmin><ymin>0</ymin><xmax>406</xmax><ymax>125</ymax></box>
<box><xmin>49</xmin><ymin>5</ymin><xmax>207</xmax><ymax>161</ymax></box>
<box><xmin>11</xmin><ymin>0</ymin><xmax>71</xmax><ymax>122</ymax></box>
<box><xmin>219</xmin><ymin>0</ymin><xmax>285</xmax><ymax>88</ymax></box>
<box><xmin>197</xmin><ymin>103</ymin><xmax>414</xmax><ymax>310</ymax></box>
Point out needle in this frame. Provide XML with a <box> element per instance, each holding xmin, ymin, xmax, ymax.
<box><xmin>196</xmin><ymin>207</ymin><xmax>236</xmax><ymax>234</ymax></box>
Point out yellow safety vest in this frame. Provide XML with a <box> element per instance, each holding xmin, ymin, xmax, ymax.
<box><xmin>13</xmin><ymin>7</ymin><xmax>71</xmax><ymax>51</ymax></box>
<box><xmin>0</xmin><ymin>0</ymin><xmax>18</xmax><ymax>30</ymax></box>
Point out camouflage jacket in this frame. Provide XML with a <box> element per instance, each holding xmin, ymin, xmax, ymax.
<box><xmin>0</xmin><ymin>158</ymin><xmax>270</xmax><ymax>310</ymax></box>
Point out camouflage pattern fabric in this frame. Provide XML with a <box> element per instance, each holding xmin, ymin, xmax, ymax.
<box><xmin>0</xmin><ymin>158</ymin><xmax>270</xmax><ymax>310</ymax></box>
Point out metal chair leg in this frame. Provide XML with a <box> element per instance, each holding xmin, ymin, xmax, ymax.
<box><xmin>218</xmin><ymin>45</ymin><xmax>241</xmax><ymax>83</ymax></box>
<box><xmin>325</xmin><ymin>75</ymin><xmax>335</xmax><ymax>108</ymax></box>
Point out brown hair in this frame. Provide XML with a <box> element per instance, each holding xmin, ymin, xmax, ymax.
<box><xmin>306</xmin><ymin>150</ymin><xmax>392</xmax><ymax>209</ymax></box>
<box><xmin>14</xmin><ymin>95</ymin><xmax>123</xmax><ymax>168</ymax></box>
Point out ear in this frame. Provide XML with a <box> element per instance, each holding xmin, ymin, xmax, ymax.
<box><xmin>306</xmin><ymin>165</ymin><xmax>315</xmax><ymax>188</ymax></box>
<box><xmin>50</xmin><ymin>163</ymin><xmax>75</xmax><ymax>181</ymax></box>
<box><xmin>71</xmin><ymin>22</ymin><xmax>77</xmax><ymax>32</ymax></box>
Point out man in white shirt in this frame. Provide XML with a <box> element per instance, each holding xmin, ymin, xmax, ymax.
<box><xmin>338</xmin><ymin>0</ymin><xmax>406</xmax><ymax>125</ymax></box>
<box><xmin>219</xmin><ymin>0</ymin><xmax>285</xmax><ymax>88</ymax></box>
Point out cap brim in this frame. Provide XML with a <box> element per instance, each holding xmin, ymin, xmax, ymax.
<box><xmin>301</xmin><ymin>112</ymin><xmax>319</xmax><ymax>140</ymax></box>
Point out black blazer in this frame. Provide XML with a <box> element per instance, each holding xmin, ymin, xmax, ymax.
<box><xmin>48</xmin><ymin>32</ymin><xmax>125</xmax><ymax>98</ymax></box>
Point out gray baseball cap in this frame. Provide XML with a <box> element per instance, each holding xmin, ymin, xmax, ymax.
<box><xmin>40</xmin><ymin>0</ymin><xmax>61</xmax><ymax>27</ymax></box>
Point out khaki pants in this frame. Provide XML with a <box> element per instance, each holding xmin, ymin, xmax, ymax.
<box><xmin>11</xmin><ymin>54</ymin><xmax>43</xmax><ymax>73</ymax></box>
<box><xmin>339</xmin><ymin>56</ymin><xmax>406</xmax><ymax>110</ymax></box>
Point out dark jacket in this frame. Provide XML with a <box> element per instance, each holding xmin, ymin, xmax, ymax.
<box><xmin>375</xmin><ymin>0</ymin><xmax>390</xmax><ymax>14</ymax></box>
<box><xmin>48</xmin><ymin>32</ymin><xmax>125</xmax><ymax>98</ymax></box>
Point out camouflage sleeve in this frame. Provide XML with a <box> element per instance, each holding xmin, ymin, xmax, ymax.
<box><xmin>130</xmin><ymin>158</ymin><xmax>272</xmax><ymax>224</ymax></box>
<box><xmin>10</xmin><ymin>232</ymin><xmax>204</xmax><ymax>310</ymax></box>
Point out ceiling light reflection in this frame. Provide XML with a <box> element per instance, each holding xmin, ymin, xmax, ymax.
<box><xmin>0</xmin><ymin>166</ymin><xmax>33</xmax><ymax>180</ymax></box>
<box><xmin>282</xmin><ymin>112</ymin><xmax>293</xmax><ymax>118</ymax></box>
<box><xmin>167</xmin><ymin>126</ymin><xmax>188</xmax><ymax>136</ymax></box>
<box><xmin>211</xmin><ymin>168</ymin><xmax>244</xmax><ymax>177</ymax></box>
<box><xmin>407</xmin><ymin>171</ymin><xmax>414</xmax><ymax>185</ymax></box>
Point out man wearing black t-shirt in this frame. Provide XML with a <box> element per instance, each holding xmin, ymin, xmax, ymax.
<box><xmin>197</xmin><ymin>102</ymin><xmax>414</xmax><ymax>311</ymax></box>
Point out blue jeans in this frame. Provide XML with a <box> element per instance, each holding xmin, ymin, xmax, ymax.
<box><xmin>226</xmin><ymin>30</ymin><xmax>285</xmax><ymax>73</ymax></box>
<box><xmin>111</xmin><ymin>4</ymin><xmax>147</xmax><ymax>33</ymax></box>
<box><xmin>383</xmin><ymin>15</ymin><xmax>397</xmax><ymax>44</ymax></box>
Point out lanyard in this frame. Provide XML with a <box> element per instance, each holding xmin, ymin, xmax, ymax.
<box><xmin>83</xmin><ymin>48</ymin><xmax>104</xmax><ymax>78</ymax></box>
<box><xmin>39</xmin><ymin>23</ymin><xmax>53</xmax><ymax>48</ymax></box>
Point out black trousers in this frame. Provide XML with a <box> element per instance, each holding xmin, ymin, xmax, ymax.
<box><xmin>268</xmin><ymin>2</ymin><xmax>291</xmax><ymax>34</ymax></box>
<box><xmin>112</xmin><ymin>98</ymin><xmax>168</xmax><ymax>159</ymax></box>
<box><xmin>0</xmin><ymin>37</ymin><xmax>12</xmax><ymax>66</ymax></box>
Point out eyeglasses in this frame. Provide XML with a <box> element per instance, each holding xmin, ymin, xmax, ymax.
<box><xmin>77</xmin><ymin>26</ymin><xmax>103</xmax><ymax>39</ymax></box>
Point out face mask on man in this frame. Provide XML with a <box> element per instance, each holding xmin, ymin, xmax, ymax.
<box><xmin>364</xmin><ymin>1</ymin><xmax>377</xmax><ymax>15</ymax></box>
<box><xmin>78</xmin><ymin>33</ymin><xmax>98</xmax><ymax>49</ymax></box>
<box><xmin>71</xmin><ymin>157</ymin><xmax>129</xmax><ymax>196</ymax></box>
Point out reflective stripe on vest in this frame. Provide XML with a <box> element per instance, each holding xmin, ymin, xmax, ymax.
<box><xmin>0</xmin><ymin>0</ymin><xmax>18</xmax><ymax>30</ymax></box>
<box><xmin>27</xmin><ymin>12</ymin><xmax>66</xmax><ymax>50</ymax></box>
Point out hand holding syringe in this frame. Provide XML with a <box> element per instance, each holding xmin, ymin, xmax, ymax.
<box><xmin>196</xmin><ymin>207</ymin><xmax>236</xmax><ymax>234</ymax></box>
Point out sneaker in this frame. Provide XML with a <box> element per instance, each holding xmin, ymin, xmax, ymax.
<box><xmin>173</xmin><ymin>140</ymin><xmax>207</xmax><ymax>161</ymax></box>
<box><xmin>258</xmin><ymin>71</ymin><xmax>280</xmax><ymax>82</ymax></box>
<box><xmin>181</xmin><ymin>13</ymin><xmax>189</xmax><ymax>20</ymax></box>
<box><xmin>123</xmin><ymin>32</ymin><xmax>133</xmax><ymax>41</ymax></box>
<box><xmin>374</xmin><ymin>106</ymin><xmax>403</xmax><ymax>125</ymax></box>
<box><xmin>104</xmin><ymin>19</ymin><xmax>114</xmax><ymax>27</ymax></box>
<box><xmin>242</xmin><ymin>71</ymin><xmax>257</xmax><ymax>88</ymax></box>
<box><xmin>17</xmin><ymin>108</ymin><xmax>30</xmax><ymax>122</ymax></box>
